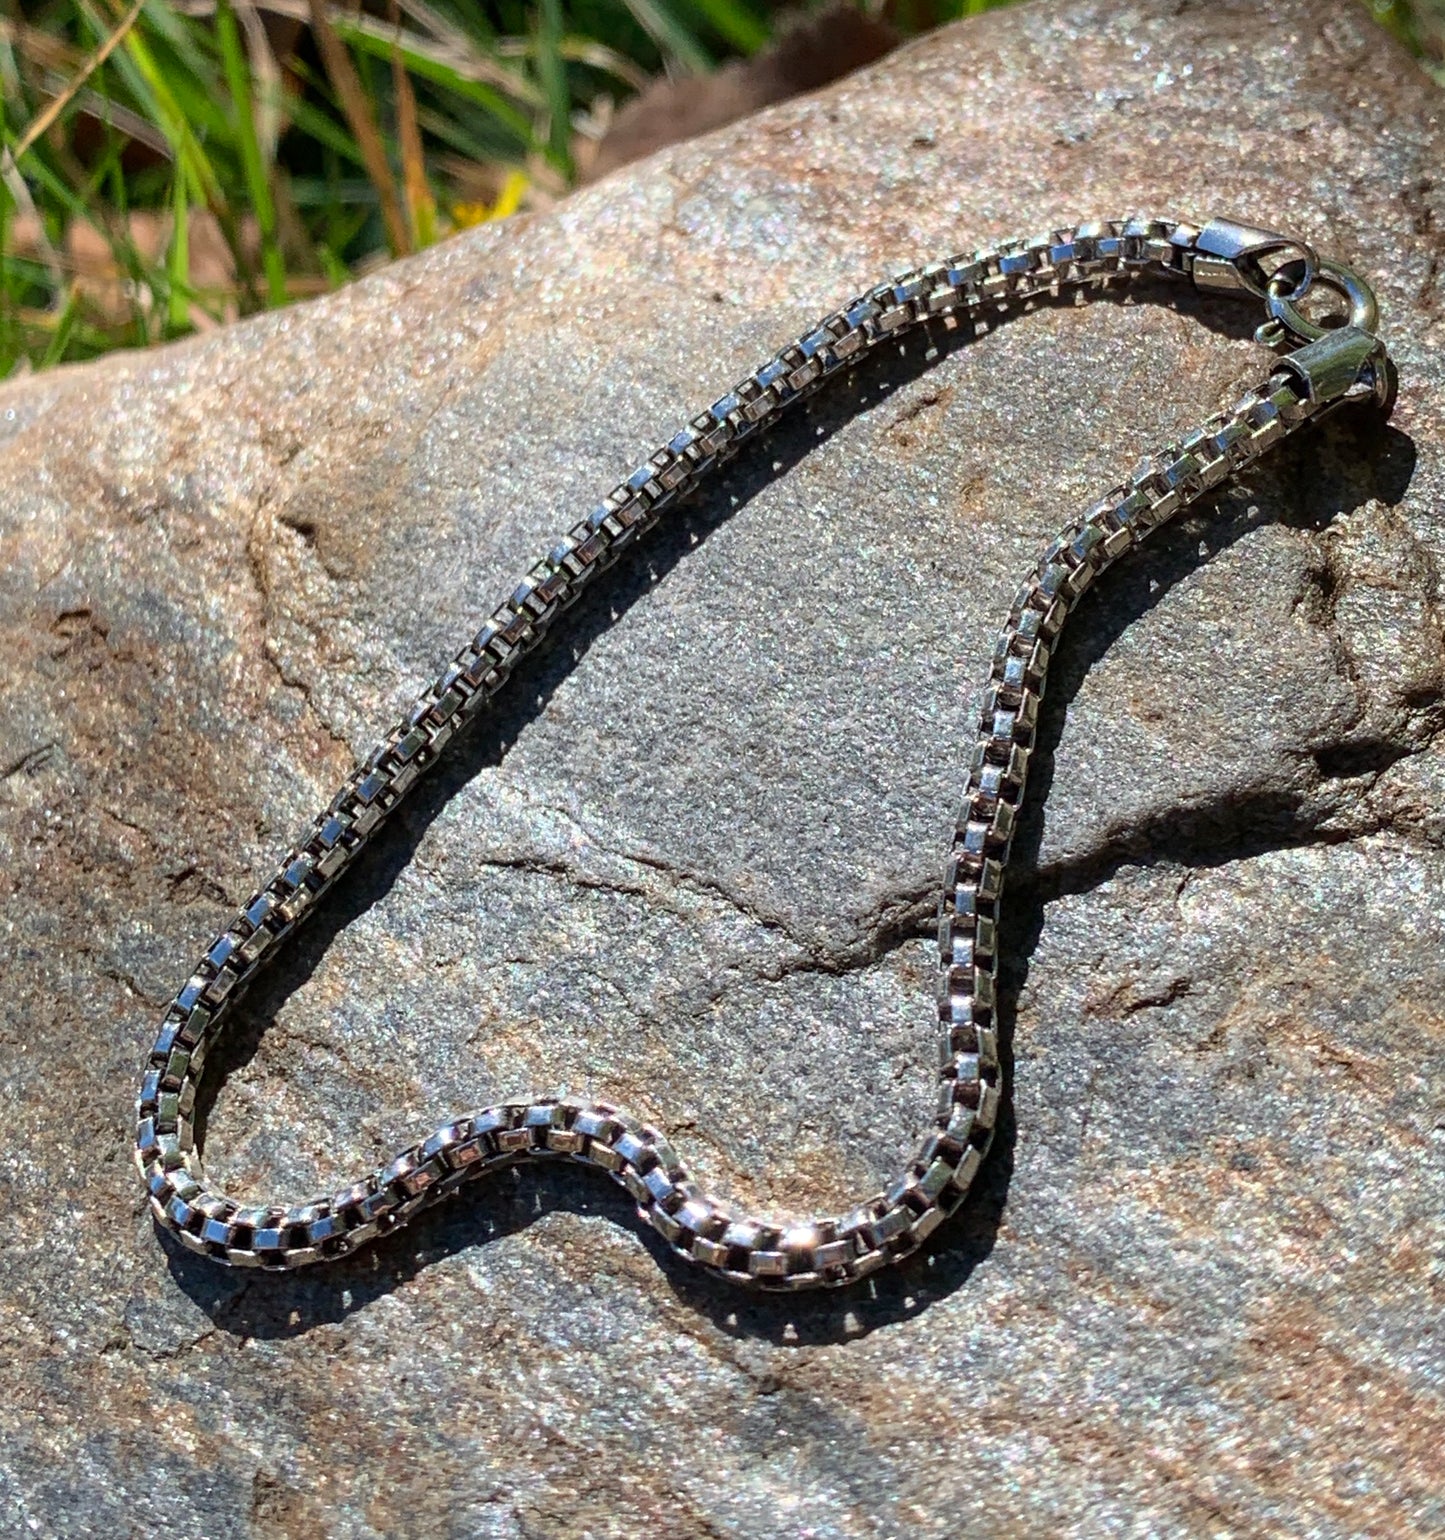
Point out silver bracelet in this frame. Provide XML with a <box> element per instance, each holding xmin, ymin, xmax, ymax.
<box><xmin>135</xmin><ymin>216</ymin><xmax>1395</xmax><ymax>1290</ymax></box>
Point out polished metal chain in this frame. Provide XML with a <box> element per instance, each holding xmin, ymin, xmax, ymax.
<box><xmin>135</xmin><ymin>216</ymin><xmax>1393</xmax><ymax>1288</ymax></box>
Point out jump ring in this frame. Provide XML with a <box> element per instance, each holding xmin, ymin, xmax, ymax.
<box><xmin>1266</xmin><ymin>257</ymin><xmax>1380</xmax><ymax>344</ymax></box>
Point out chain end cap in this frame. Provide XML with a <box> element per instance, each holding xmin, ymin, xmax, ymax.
<box><xmin>1274</xmin><ymin>325</ymin><xmax>1394</xmax><ymax>417</ymax></box>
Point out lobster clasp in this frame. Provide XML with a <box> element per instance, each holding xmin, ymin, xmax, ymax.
<box><xmin>1190</xmin><ymin>217</ymin><xmax>1318</xmax><ymax>301</ymax></box>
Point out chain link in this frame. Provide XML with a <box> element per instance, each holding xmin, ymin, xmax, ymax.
<box><xmin>133</xmin><ymin>216</ymin><xmax>1386</xmax><ymax>1288</ymax></box>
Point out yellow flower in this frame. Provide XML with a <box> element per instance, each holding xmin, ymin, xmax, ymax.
<box><xmin>450</xmin><ymin>171</ymin><xmax>529</xmax><ymax>229</ymax></box>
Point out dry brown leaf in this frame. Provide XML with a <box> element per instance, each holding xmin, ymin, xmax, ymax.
<box><xmin>580</xmin><ymin>5</ymin><xmax>897</xmax><ymax>183</ymax></box>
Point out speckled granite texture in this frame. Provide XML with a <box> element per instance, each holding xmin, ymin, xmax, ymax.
<box><xmin>0</xmin><ymin>0</ymin><xmax>1442</xmax><ymax>1535</ymax></box>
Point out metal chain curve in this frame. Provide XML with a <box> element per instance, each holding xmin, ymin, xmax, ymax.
<box><xmin>134</xmin><ymin>216</ymin><xmax>1387</xmax><ymax>1288</ymax></box>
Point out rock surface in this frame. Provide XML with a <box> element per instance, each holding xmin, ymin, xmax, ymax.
<box><xmin>1</xmin><ymin>0</ymin><xmax>1443</xmax><ymax>1535</ymax></box>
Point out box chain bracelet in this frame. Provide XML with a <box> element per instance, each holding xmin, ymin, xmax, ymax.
<box><xmin>133</xmin><ymin>216</ymin><xmax>1395</xmax><ymax>1290</ymax></box>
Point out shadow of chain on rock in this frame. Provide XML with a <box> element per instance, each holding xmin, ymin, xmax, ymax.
<box><xmin>163</xmin><ymin>275</ymin><xmax>1416</xmax><ymax>1346</ymax></box>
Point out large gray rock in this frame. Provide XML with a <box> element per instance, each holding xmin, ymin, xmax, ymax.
<box><xmin>1</xmin><ymin>0</ymin><xmax>1442</xmax><ymax>1534</ymax></box>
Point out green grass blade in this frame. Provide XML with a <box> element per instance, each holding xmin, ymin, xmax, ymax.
<box><xmin>673</xmin><ymin>0</ymin><xmax>768</xmax><ymax>55</ymax></box>
<box><xmin>38</xmin><ymin>285</ymin><xmax>82</xmax><ymax>368</ymax></box>
<box><xmin>615</xmin><ymin>0</ymin><xmax>714</xmax><ymax>73</ymax></box>
<box><xmin>216</xmin><ymin>0</ymin><xmax>287</xmax><ymax>305</ymax></box>
<box><xmin>536</xmin><ymin>0</ymin><xmax>574</xmax><ymax>178</ymax></box>
<box><xmin>334</xmin><ymin>22</ymin><xmax>539</xmax><ymax>143</ymax></box>
<box><xmin>168</xmin><ymin>160</ymin><xmax>190</xmax><ymax>329</ymax></box>
<box><xmin>413</xmin><ymin>103</ymin><xmax>520</xmax><ymax>167</ymax></box>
